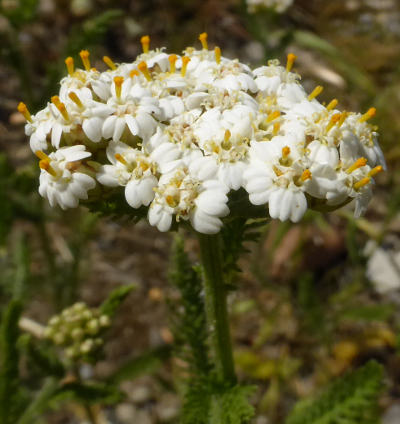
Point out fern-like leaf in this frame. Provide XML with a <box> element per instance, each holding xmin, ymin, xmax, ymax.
<box><xmin>285</xmin><ymin>360</ymin><xmax>384</xmax><ymax>424</ymax></box>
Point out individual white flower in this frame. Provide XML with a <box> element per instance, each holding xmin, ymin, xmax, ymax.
<box><xmin>37</xmin><ymin>145</ymin><xmax>96</xmax><ymax>209</ymax></box>
<box><xmin>102</xmin><ymin>76</ymin><xmax>161</xmax><ymax>141</ymax></box>
<box><xmin>97</xmin><ymin>140</ymin><xmax>180</xmax><ymax>208</ymax></box>
<box><xmin>148</xmin><ymin>165</ymin><xmax>229</xmax><ymax>233</ymax></box>
<box><xmin>244</xmin><ymin>135</ymin><xmax>311</xmax><ymax>222</ymax></box>
<box><xmin>61</xmin><ymin>87</ymin><xmax>113</xmax><ymax>142</ymax></box>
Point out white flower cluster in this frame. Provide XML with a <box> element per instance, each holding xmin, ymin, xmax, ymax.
<box><xmin>20</xmin><ymin>34</ymin><xmax>385</xmax><ymax>234</ymax></box>
<box><xmin>246</xmin><ymin>0</ymin><xmax>293</xmax><ymax>14</ymax></box>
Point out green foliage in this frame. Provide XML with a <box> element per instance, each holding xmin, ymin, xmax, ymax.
<box><xmin>53</xmin><ymin>381</ymin><xmax>123</xmax><ymax>405</ymax></box>
<box><xmin>221</xmin><ymin>217</ymin><xmax>268</xmax><ymax>287</ymax></box>
<box><xmin>16</xmin><ymin>378</ymin><xmax>59</xmax><ymax>424</ymax></box>
<box><xmin>108</xmin><ymin>345</ymin><xmax>171</xmax><ymax>384</ymax></box>
<box><xmin>99</xmin><ymin>284</ymin><xmax>136</xmax><ymax>317</ymax></box>
<box><xmin>66</xmin><ymin>10</ymin><xmax>123</xmax><ymax>54</ymax></box>
<box><xmin>285</xmin><ymin>361</ymin><xmax>384</xmax><ymax>424</ymax></box>
<box><xmin>210</xmin><ymin>384</ymin><xmax>256</xmax><ymax>424</ymax></box>
<box><xmin>23</xmin><ymin>336</ymin><xmax>65</xmax><ymax>378</ymax></box>
<box><xmin>0</xmin><ymin>0</ymin><xmax>38</xmax><ymax>28</ymax></box>
<box><xmin>0</xmin><ymin>299</ymin><xmax>25</xmax><ymax>424</ymax></box>
<box><xmin>169</xmin><ymin>236</ymin><xmax>211</xmax><ymax>376</ymax></box>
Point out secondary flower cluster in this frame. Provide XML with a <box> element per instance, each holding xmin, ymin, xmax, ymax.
<box><xmin>19</xmin><ymin>33</ymin><xmax>385</xmax><ymax>234</ymax></box>
<box><xmin>44</xmin><ymin>302</ymin><xmax>110</xmax><ymax>360</ymax></box>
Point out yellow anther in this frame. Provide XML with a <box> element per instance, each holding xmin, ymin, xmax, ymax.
<box><xmin>138</xmin><ymin>61</ymin><xmax>152</xmax><ymax>81</ymax></box>
<box><xmin>65</xmin><ymin>57</ymin><xmax>74</xmax><ymax>76</ymax></box>
<box><xmin>114</xmin><ymin>153</ymin><xmax>128</xmax><ymax>166</ymax></box>
<box><xmin>338</xmin><ymin>111</ymin><xmax>349</xmax><ymax>127</ymax></box>
<box><xmin>113</xmin><ymin>76</ymin><xmax>124</xmax><ymax>99</ymax></box>
<box><xmin>273</xmin><ymin>165</ymin><xmax>283</xmax><ymax>177</ymax></box>
<box><xmin>325</xmin><ymin>113</ymin><xmax>342</xmax><ymax>132</ymax></box>
<box><xmin>266</xmin><ymin>110</ymin><xmax>281</xmax><ymax>123</ymax></box>
<box><xmin>327</xmin><ymin>98</ymin><xmax>338</xmax><ymax>111</ymax></box>
<box><xmin>57</xmin><ymin>103</ymin><xmax>69</xmax><ymax>121</ymax></box>
<box><xmin>35</xmin><ymin>150</ymin><xmax>49</xmax><ymax>161</ymax></box>
<box><xmin>273</xmin><ymin>122</ymin><xmax>280</xmax><ymax>135</ymax></box>
<box><xmin>286</xmin><ymin>53</ymin><xmax>297</xmax><ymax>72</ymax></box>
<box><xmin>79</xmin><ymin>50</ymin><xmax>91</xmax><ymax>71</ymax></box>
<box><xmin>368</xmin><ymin>165</ymin><xmax>383</xmax><ymax>177</ymax></box>
<box><xmin>308</xmin><ymin>85</ymin><xmax>323</xmax><ymax>101</ymax></box>
<box><xmin>353</xmin><ymin>177</ymin><xmax>370</xmax><ymax>190</ymax></box>
<box><xmin>103</xmin><ymin>56</ymin><xmax>117</xmax><ymax>70</ymax></box>
<box><xmin>346</xmin><ymin>157</ymin><xmax>367</xmax><ymax>174</ymax></box>
<box><xmin>168</xmin><ymin>54</ymin><xmax>178</xmax><ymax>73</ymax></box>
<box><xmin>221</xmin><ymin>129</ymin><xmax>232</xmax><ymax>150</ymax></box>
<box><xmin>51</xmin><ymin>96</ymin><xmax>69</xmax><ymax>121</ymax></box>
<box><xmin>39</xmin><ymin>159</ymin><xmax>57</xmax><ymax>177</ymax></box>
<box><xmin>214</xmin><ymin>46</ymin><xmax>221</xmax><ymax>64</ymax></box>
<box><xmin>130</xmin><ymin>69</ymin><xmax>139</xmax><ymax>79</ymax></box>
<box><xmin>198</xmin><ymin>32</ymin><xmax>208</xmax><ymax>50</ymax></box>
<box><xmin>17</xmin><ymin>102</ymin><xmax>32</xmax><ymax>122</ymax></box>
<box><xmin>359</xmin><ymin>107</ymin><xmax>376</xmax><ymax>123</ymax></box>
<box><xmin>140</xmin><ymin>35</ymin><xmax>150</xmax><ymax>54</ymax></box>
<box><xmin>181</xmin><ymin>56</ymin><xmax>191</xmax><ymax>77</ymax></box>
<box><xmin>301</xmin><ymin>169</ymin><xmax>312</xmax><ymax>181</ymax></box>
<box><xmin>166</xmin><ymin>194</ymin><xmax>179</xmax><ymax>208</ymax></box>
<box><xmin>282</xmin><ymin>146</ymin><xmax>290</xmax><ymax>158</ymax></box>
<box><xmin>51</xmin><ymin>95</ymin><xmax>61</xmax><ymax>106</ymax></box>
<box><xmin>68</xmin><ymin>91</ymin><xmax>83</xmax><ymax>109</ymax></box>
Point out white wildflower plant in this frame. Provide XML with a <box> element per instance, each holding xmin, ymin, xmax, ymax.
<box><xmin>19</xmin><ymin>33</ymin><xmax>385</xmax><ymax>233</ymax></box>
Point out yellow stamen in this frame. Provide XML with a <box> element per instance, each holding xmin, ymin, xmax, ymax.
<box><xmin>301</xmin><ymin>169</ymin><xmax>312</xmax><ymax>181</ymax></box>
<box><xmin>282</xmin><ymin>146</ymin><xmax>290</xmax><ymax>158</ymax></box>
<box><xmin>138</xmin><ymin>61</ymin><xmax>152</xmax><ymax>81</ymax></box>
<box><xmin>308</xmin><ymin>85</ymin><xmax>323</xmax><ymax>101</ymax></box>
<box><xmin>346</xmin><ymin>157</ymin><xmax>367</xmax><ymax>174</ymax></box>
<box><xmin>368</xmin><ymin>165</ymin><xmax>383</xmax><ymax>177</ymax></box>
<box><xmin>51</xmin><ymin>95</ymin><xmax>61</xmax><ymax>106</ymax></box>
<box><xmin>359</xmin><ymin>107</ymin><xmax>376</xmax><ymax>123</ymax></box>
<box><xmin>51</xmin><ymin>96</ymin><xmax>69</xmax><ymax>121</ymax></box>
<box><xmin>273</xmin><ymin>122</ymin><xmax>280</xmax><ymax>135</ymax></box>
<box><xmin>221</xmin><ymin>129</ymin><xmax>232</xmax><ymax>150</ymax></box>
<box><xmin>39</xmin><ymin>159</ymin><xmax>57</xmax><ymax>177</ymax></box>
<box><xmin>214</xmin><ymin>46</ymin><xmax>221</xmax><ymax>64</ymax></box>
<box><xmin>68</xmin><ymin>91</ymin><xmax>83</xmax><ymax>109</ymax></box>
<box><xmin>199</xmin><ymin>32</ymin><xmax>208</xmax><ymax>50</ymax></box>
<box><xmin>286</xmin><ymin>53</ymin><xmax>297</xmax><ymax>72</ymax></box>
<box><xmin>115</xmin><ymin>153</ymin><xmax>128</xmax><ymax>166</ymax></box>
<box><xmin>353</xmin><ymin>177</ymin><xmax>370</xmax><ymax>190</ymax></box>
<box><xmin>273</xmin><ymin>165</ymin><xmax>283</xmax><ymax>177</ymax></box>
<box><xmin>325</xmin><ymin>113</ymin><xmax>341</xmax><ymax>132</ymax></box>
<box><xmin>166</xmin><ymin>195</ymin><xmax>179</xmax><ymax>208</ymax></box>
<box><xmin>103</xmin><ymin>56</ymin><xmax>117</xmax><ymax>70</ymax></box>
<box><xmin>65</xmin><ymin>57</ymin><xmax>74</xmax><ymax>76</ymax></box>
<box><xmin>181</xmin><ymin>56</ymin><xmax>190</xmax><ymax>77</ymax></box>
<box><xmin>113</xmin><ymin>76</ymin><xmax>124</xmax><ymax>99</ymax></box>
<box><xmin>168</xmin><ymin>54</ymin><xmax>178</xmax><ymax>73</ymax></box>
<box><xmin>130</xmin><ymin>69</ymin><xmax>139</xmax><ymax>79</ymax></box>
<box><xmin>79</xmin><ymin>50</ymin><xmax>91</xmax><ymax>71</ymax></box>
<box><xmin>338</xmin><ymin>111</ymin><xmax>349</xmax><ymax>127</ymax></box>
<box><xmin>35</xmin><ymin>150</ymin><xmax>49</xmax><ymax>160</ymax></box>
<box><xmin>327</xmin><ymin>98</ymin><xmax>338</xmax><ymax>111</ymax></box>
<box><xmin>266</xmin><ymin>110</ymin><xmax>280</xmax><ymax>123</ymax></box>
<box><xmin>140</xmin><ymin>35</ymin><xmax>150</xmax><ymax>54</ymax></box>
<box><xmin>17</xmin><ymin>102</ymin><xmax>32</xmax><ymax>122</ymax></box>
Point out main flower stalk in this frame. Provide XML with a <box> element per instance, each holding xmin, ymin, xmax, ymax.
<box><xmin>198</xmin><ymin>233</ymin><xmax>236</xmax><ymax>385</ymax></box>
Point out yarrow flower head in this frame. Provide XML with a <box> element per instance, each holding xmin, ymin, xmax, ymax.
<box><xmin>20</xmin><ymin>34</ymin><xmax>385</xmax><ymax>233</ymax></box>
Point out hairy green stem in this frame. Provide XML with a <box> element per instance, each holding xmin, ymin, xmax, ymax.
<box><xmin>198</xmin><ymin>233</ymin><xmax>236</xmax><ymax>385</ymax></box>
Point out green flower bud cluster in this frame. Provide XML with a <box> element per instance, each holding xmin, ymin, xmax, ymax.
<box><xmin>44</xmin><ymin>302</ymin><xmax>111</xmax><ymax>360</ymax></box>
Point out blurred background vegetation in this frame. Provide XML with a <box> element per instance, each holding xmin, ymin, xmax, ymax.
<box><xmin>0</xmin><ymin>0</ymin><xmax>399</xmax><ymax>422</ymax></box>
